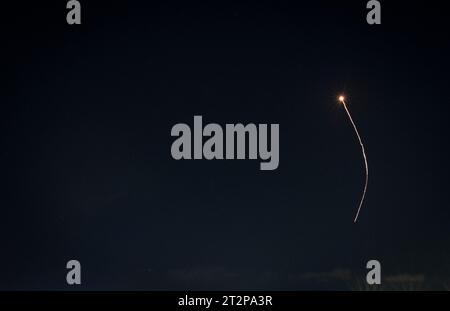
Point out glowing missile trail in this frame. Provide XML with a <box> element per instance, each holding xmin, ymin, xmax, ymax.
<box><xmin>338</xmin><ymin>95</ymin><xmax>368</xmax><ymax>223</ymax></box>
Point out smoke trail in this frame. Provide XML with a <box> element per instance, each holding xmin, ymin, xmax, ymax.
<box><xmin>340</xmin><ymin>98</ymin><xmax>369</xmax><ymax>223</ymax></box>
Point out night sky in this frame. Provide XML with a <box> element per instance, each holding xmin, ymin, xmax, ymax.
<box><xmin>1</xmin><ymin>1</ymin><xmax>450</xmax><ymax>290</ymax></box>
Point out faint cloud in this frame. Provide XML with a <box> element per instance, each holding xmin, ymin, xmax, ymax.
<box><xmin>385</xmin><ymin>274</ymin><xmax>425</xmax><ymax>283</ymax></box>
<box><xmin>299</xmin><ymin>268</ymin><xmax>352</xmax><ymax>282</ymax></box>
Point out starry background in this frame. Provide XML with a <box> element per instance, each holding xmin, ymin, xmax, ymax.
<box><xmin>1</xmin><ymin>0</ymin><xmax>450</xmax><ymax>290</ymax></box>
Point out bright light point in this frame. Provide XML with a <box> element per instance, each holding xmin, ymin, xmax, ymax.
<box><xmin>339</xmin><ymin>95</ymin><xmax>345</xmax><ymax>102</ymax></box>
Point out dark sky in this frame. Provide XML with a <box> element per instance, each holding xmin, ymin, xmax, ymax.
<box><xmin>1</xmin><ymin>0</ymin><xmax>450</xmax><ymax>290</ymax></box>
